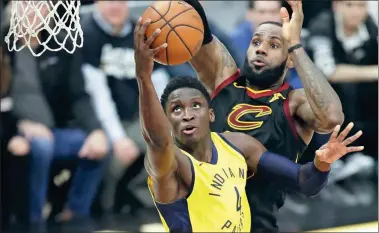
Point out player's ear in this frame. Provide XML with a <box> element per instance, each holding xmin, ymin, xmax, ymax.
<box><xmin>209</xmin><ymin>108</ymin><xmax>215</xmax><ymax>123</ymax></box>
<box><xmin>286</xmin><ymin>56</ymin><xmax>294</xmax><ymax>69</ymax></box>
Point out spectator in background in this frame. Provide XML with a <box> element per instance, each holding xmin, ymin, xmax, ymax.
<box><xmin>367</xmin><ymin>1</ymin><xmax>378</xmax><ymax>27</ymax></box>
<box><xmin>1</xmin><ymin>24</ymin><xmax>30</xmax><ymax>230</ymax></box>
<box><xmin>230</xmin><ymin>0</ymin><xmax>301</xmax><ymax>89</ymax></box>
<box><xmin>6</xmin><ymin>1</ymin><xmax>109</xmax><ymax>228</ymax></box>
<box><xmin>308</xmin><ymin>0</ymin><xmax>378</xmax><ymax>157</ymax></box>
<box><xmin>80</xmin><ymin>1</ymin><xmax>170</xmax><ymax>214</ymax></box>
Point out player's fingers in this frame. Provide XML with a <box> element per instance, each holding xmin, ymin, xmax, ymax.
<box><xmin>152</xmin><ymin>43</ymin><xmax>167</xmax><ymax>55</ymax></box>
<box><xmin>140</xmin><ymin>18</ymin><xmax>151</xmax><ymax>35</ymax></box>
<box><xmin>134</xmin><ymin>17</ymin><xmax>142</xmax><ymax>33</ymax></box>
<box><xmin>342</xmin><ymin>130</ymin><xmax>362</xmax><ymax>146</ymax></box>
<box><xmin>280</xmin><ymin>7</ymin><xmax>290</xmax><ymax>23</ymax></box>
<box><xmin>337</xmin><ymin>122</ymin><xmax>354</xmax><ymax>142</ymax></box>
<box><xmin>138</xmin><ymin>18</ymin><xmax>151</xmax><ymax>46</ymax></box>
<box><xmin>298</xmin><ymin>0</ymin><xmax>303</xmax><ymax>13</ymax></box>
<box><xmin>286</xmin><ymin>0</ymin><xmax>294</xmax><ymax>7</ymax></box>
<box><xmin>346</xmin><ymin>146</ymin><xmax>364</xmax><ymax>153</ymax></box>
<box><xmin>145</xmin><ymin>28</ymin><xmax>161</xmax><ymax>48</ymax></box>
<box><xmin>315</xmin><ymin>149</ymin><xmax>323</xmax><ymax>157</ymax></box>
<box><xmin>328</xmin><ymin>125</ymin><xmax>340</xmax><ymax>142</ymax></box>
<box><xmin>134</xmin><ymin>17</ymin><xmax>143</xmax><ymax>47</ymax></box>
<box><xmin>289</xmin><ymin>0</ymin><xmax>298</xmax><ymax>11</ymax></box>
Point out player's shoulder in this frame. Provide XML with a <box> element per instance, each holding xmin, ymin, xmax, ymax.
<box><xmin>219</xmin><ymin>132</ymin><xmax>265</xmax><ymax>156</ymax></box>
<box><xmin>220</xmin><ymin>131</ymin><xmax>248</xmax><ymax>141</ymax></box>
<box><xmin>212</xmin><ymin>69</ymin><xmax>244</xmax><ymax>99</ymax></box>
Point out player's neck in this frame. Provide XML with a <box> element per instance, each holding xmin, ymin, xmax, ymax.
<box><xmin>179</xmin><ymin>134</ymin><xmax>213</xmax><ymax>163</ymax></box>
<box><xmin>246</xmin><ymin>80</ymin><xmax>284</xmax><ymax>91</ymax></box>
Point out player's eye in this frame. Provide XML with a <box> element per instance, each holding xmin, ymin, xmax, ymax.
<box><xmin>271</xmin><ymin>44</ymin><xmax>279</xmax><ymax>49</ymax></box>
<box><xmin>252</xmin><ymin>40</ymin><xmax>260</xmax><ymax>46</ymax></box>
<box><xmin>173</xmin><ymin>106</ymin><xmax>182</xmax><ymax>112</ymax></box>
<box><xmin>193</xmin><ymin>103</ymin><xmax>201</xmax><ymax>109</ymax></box>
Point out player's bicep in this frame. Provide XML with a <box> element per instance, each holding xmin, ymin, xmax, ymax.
<box><xmin>189</xmin><ymin>36</ymin><xmax>237</xmax><ymax>94</ymax></box>
<box><xmin>292</xmin><ymin>89</ymin><xmax>328</xmax><ymax>133</ymax></box>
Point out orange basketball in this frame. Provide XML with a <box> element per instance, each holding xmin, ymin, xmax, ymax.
<box><xmin>141</xmin><ymin>1</ymin><xmax>204</xmax><ymax>65</ymax></box>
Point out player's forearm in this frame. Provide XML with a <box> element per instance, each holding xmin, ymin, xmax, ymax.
<box><xmin>257</xmin><ymin>152</ymin><xmax>329</xmax><ymax>197</ymax></box>
<box><xmin>290</xmin><ymin>47</ymin><xmax>344</xmax><ymax>129</ymax></box>
<box><xmin>189</xmin><ymin>36</ymin><xmax>238</xmax><ymax>93</ymax></box>
<box><xmin>137</xmin><ymin>78</ymin><xmax>172</xmax><ymax>148</ymax></box>
<box><xmin>329</xmin><ymin>65</ymin><xmax>378</xmax><ymax>83</ymax></box>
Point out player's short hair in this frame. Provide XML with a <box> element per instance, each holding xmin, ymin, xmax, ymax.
<box><xmin>160</xmin><ymin>76</ymin><xmax>211</xmax><ymax>111</ymax></box>
<box><xmin>258</xmin><ymin>21</ymin><xmax>283</xmax><ymax>27</ymax></box>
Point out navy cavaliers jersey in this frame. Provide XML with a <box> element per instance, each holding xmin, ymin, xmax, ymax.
<box><xmin>210</xmin><ymin>70</ymin><xmax>307</xmax><ymax>232</ymax></box>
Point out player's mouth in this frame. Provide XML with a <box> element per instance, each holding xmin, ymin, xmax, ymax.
<box><xmin>251</xmin><ymin>58</ymin><xmax>267</xmax><ymax>69</ymax></box>
<box><xmin>182</xmin><ymin>125</ymin><xmax>197</xmax><ymax>135</ymax></box>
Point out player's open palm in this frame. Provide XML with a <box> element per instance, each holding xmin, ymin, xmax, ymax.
<box><xmin>280</xmin><ymin>0</ymin><xmax>304</xmax><ymax>46</ymax></box>
<box><xmin>316</xmin><ymin>122</ymin><xmax>364</xmax><ymax>164</ymax></box>
<box><xmin>134</xmin><ymin>17</ymin><xmax>167</xmax><ymax>80</ymax></box>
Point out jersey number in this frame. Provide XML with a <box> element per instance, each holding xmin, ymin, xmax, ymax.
<box><xmin>234</xmin><ymin>186</ymin><xmax>241</xmax><ymax>212</ymax></box>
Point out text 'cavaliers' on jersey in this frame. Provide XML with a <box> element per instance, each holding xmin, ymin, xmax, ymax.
<box><xmin>147</xmin><ymin>133</ymin><xmax>251</xmax><ymax>232</ymax></box>
<box><xmin>210</xmin><ymin>70</ymin><xmax>308</xmax><ymax>231</ymax></box>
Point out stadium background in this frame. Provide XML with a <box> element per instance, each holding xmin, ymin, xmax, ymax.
<box><xmin>1</xmin><ymin>0</ymin><xmax>378</xmax><ymax>232</ymax></box>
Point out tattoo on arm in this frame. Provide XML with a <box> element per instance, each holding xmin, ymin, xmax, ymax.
<box><xmin>290</xmin><ymin>48</ymin><xmax>343</xmax><ymax>129</ymax></box>
<box><xmin>188</xmin><ymin>36</ymin><xmax>237</xmax><ymax>93</ymax></box>
<box><xmin>215</xmin><ymin>41</ymin><xmax>237</xmax><ymax>87</ymax></box>
<box><xmin>220</xmin><ymin>42</ymin><xmax>235</xmax><ymax>69</ymax></box>
<box><xmin>215</xmin><ymin>40</ymin><xmax>237</xmax><ymax>85</ymax></box>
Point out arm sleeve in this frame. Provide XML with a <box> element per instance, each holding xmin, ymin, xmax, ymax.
<box><xmin>68</xmin><ymin>50</ymin><xmax>102</xmax><ymax>133</ymax></box>
<box><xmin>257</xmin><ymin>151</ymin><xmax>330</xmax><ymax>197</ymax></box>
<box><xmin>82</xmin><ymin>63</ymin><xmax>126</xmax><ymax>141</ymax></box>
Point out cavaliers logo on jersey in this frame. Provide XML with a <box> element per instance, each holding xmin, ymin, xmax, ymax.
<box><xmin>227</xmin><ymin>104</ymin><xmax>272</xmax><ymax>131</ymax></box>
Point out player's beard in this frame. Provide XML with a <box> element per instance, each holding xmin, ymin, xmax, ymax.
<box><xmin>240</xmin><ymin>56</ymin><xmax>287</xmax><ymax>89</ymax></box>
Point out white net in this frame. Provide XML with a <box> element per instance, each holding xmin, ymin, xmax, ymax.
<box><xmin>5</xmin><ymin>0</ymin><xmax>83</xmax><ymax>57</ymax></box>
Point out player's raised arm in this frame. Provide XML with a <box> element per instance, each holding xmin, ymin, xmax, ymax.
<box><xmin>228</xmin><ymin>123</ymin><xmax>363</xmax><ymax>196</ymax></box>
<box><xmin>134</xmin><ymin>18</ymin><xmax>177</xmax><ymax>178</ymax></box>
<box><xmin>281</xmin><ymin>0</ymin><xmax>344</xmax><ymax>133</ymax></box>
<box><xmin>184</xmin><ymin>0</ymin><xmax>238</xmax><ymax>95</ymax></box>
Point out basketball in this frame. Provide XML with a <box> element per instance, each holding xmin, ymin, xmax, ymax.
<box><xmin>141</xmin><ymin>1</ymin><xmax>204</xmax><ymax>65</ymax></box>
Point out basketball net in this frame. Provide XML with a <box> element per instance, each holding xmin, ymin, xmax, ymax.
<box><xmin>5</xmin><ymin>1</ymin><xmax>83</xmax><ymax>57</ymax></box>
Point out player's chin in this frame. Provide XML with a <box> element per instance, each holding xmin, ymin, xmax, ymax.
<box><xmin>252</xmin><ymin>65</ymin><xmax>267</xmax><ymax>73</ymax></box>
<box><xmin>180</xmin><ymin>132</ymin><xmax>200</xmax><ymax>144</ymax></box>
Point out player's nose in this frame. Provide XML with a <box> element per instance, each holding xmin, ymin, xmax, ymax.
<box><xmin>183</xmin><ymin>108</ymin><xmax>195</xmax><ymax>121</ymax></box>
<box><xmin>256</xmin><ymin>44</ymin><xmax>268</xmax><ymax>56</ymax></box>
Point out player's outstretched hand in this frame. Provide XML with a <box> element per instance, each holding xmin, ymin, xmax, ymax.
<box><xmin>280</xmin><ymin>0</ymin><xmax>304</xmax><ymax>47</ymax></box>
<box><xmin>134</xmin><ymin>17</ymin><xmax>167</xmax><ymax>80</ymax></box>
<box><xmin>314</xmin><ymin>122</ymin><xmax>364</xmax><ymax>171</ymax></box>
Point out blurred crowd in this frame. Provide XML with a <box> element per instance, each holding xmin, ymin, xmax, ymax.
<box><xmin>0</xmin><ymin>1</ymin><xmax>378</xmax><ymax>232</ymax></box>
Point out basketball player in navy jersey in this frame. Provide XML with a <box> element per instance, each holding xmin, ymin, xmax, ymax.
<box><xmin>182</xmin><ymin>0</ymin><xmax>345</xmax><ymax>232</ymax></box>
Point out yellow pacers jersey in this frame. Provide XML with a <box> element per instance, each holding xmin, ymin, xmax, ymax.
<box><xmin>148</xmin><ymin>132</ymin><xmax>250</xmax><ymax>232</ymax></box>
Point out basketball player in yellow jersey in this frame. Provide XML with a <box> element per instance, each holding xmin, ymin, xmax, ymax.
<box><xmin>133</xmin><ymin>18</ymin><xmax>364</xmax><ymax>232</ymax></box>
